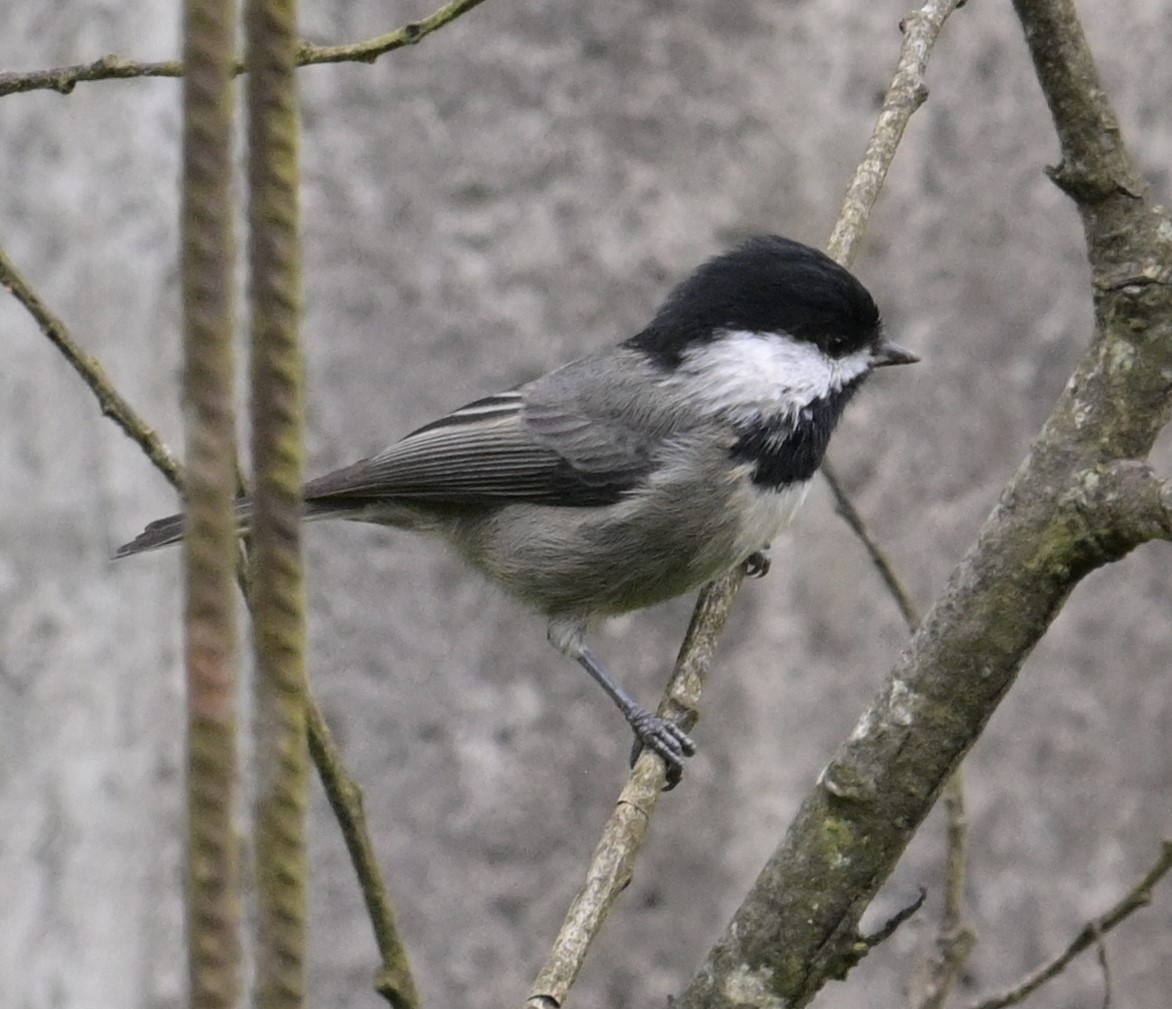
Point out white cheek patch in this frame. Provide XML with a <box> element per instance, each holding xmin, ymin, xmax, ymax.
<box><xmin>677</xmin><ymin>329</ymin><xmax>873</xmax><ymax>416</ymax></box>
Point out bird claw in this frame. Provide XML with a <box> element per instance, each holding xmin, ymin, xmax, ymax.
<box><xmin>743</xmin><ymin>548</ymin><xmax>771</xmax><ymax>578</ymax></box>
<box><xmin>627</xmin><ymin>710</ymin><xmax>696</xmax><ymax>790</ymax></box>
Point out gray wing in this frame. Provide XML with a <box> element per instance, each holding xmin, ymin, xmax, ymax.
<box><xmin>302</xmin><ymin>383</ymin><xmax>658</xmax><ymax>509</ymax></box>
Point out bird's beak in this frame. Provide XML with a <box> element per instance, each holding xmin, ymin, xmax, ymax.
<box><xmin>871</xmin><ymin>339</ymin><xmax>919</xmax><ymax>368</ymax></box>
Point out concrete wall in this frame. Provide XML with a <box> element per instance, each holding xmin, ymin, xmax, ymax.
<box><xmin>2</xmin><ymin>2</ymin><xmax>1170</xmax><ymax>1007</ymax></box>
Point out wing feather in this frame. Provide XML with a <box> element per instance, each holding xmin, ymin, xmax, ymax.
<box><xmin>303</xmin><ymin>387</ymin><xmax>653</xmax><ymax>508</ymax></box>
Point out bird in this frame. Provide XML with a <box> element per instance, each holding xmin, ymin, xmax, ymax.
<box><xmin>118</xmin><ymin>235</ymin><xmax>917</xmax><ymax>786</ymax></box>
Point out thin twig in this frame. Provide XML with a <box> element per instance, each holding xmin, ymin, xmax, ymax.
<box><xmin>863</xmin><ymin>888</ymin><xmax>927</xmax><ymax>949</ymax></box>
<box><xmin>0</xmin><ymin>0</ymin><xmax>489</xmax><ymax>98</ymax></box>
<box><xmin>909</xmin><ymin>770</ymin><xmax>976</xmax><ymax>1009</ymax></box>
<box><xmin>964</xmin><ymin>841</ymin><xmax>1172</xmax><ymax>1009</ymax></box>
<box><xmin>821</xmin><ymin>462</ymin><xmax>920</xmax><ymax>630</ymax></box>
<box><xmin>305</xmin><ymin>703</ymin><xmax>421</xmax><ymax>1008</ymax></box>
<box><xmin>525</xmin><ymin>571</ymin><xmax>744</xmax><ymax>1009</ymax></box>
<box><xmin>0</xmin><ymin>243</ymin><xmax>183</xmax><ymax>490</ymax></box>
<box><xmin>827</xmin><ymin>1</ymin><xmax>965</xmax><ymax>268</ymax></box>
<box><xmin>295</xmin><ymin>0</ymin><xmax>488</xmax><ymax>65</ymax></box>
<box><xmin>939</xmin><ymin>775</ymin><xmax>969</xmax><ymax>951</ymax></box>
<box><xmin>1093</xmin><ymin>924</ymin><xmax>1112</xmax><ymax>1009</ymax></box>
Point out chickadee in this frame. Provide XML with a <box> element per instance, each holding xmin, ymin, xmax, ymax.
<box><xmin>118</xmin><ymin>235</ymin><xmax>916</xmax><ymax>786</ymax></box>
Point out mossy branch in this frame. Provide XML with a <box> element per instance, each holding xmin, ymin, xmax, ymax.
<box><xmin>677</xmin><ymin>1</ymin><xmax>1172</xmax><ymax>1006</ymax></box>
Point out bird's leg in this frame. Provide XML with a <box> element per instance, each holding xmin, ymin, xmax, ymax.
<box><xmin>576</xmin><ymin>645</ymin><xmax>696</xmax><ymax>789</ymax></box>
<box><xmin>743</xmin><ymin>544</ymin><xmax>771</xmax><ymax>578</ymax></box>
<box><xmin>548</xmin><ymin>620</ymin><xmax>695</xmax><ymax>789</ymax></box>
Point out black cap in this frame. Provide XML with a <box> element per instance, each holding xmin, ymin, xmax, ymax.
<box><xmin>627</xmin><ymin>236</ymin><xmax>883</xmax><ymax>368</ymax></box>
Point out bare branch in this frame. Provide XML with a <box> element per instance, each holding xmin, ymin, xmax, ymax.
<box><xmin>0</xmin><ymin>0</ymin><xmax>489</xmax><ymax>99</ymax></box>
<box><xmin>863</xmin><ymin>889</ymin><xmax>927</xmax><ymax>950</ymax></box>
<box><xmin>296</xmin><ymin>0</ymin><xmax>489</xmax><ymax>65</ymax></box>
<box><xmin>525</xmin><ymin>571</ymin><xmax>743</xmax><ymax>1009</ymax></box>
<box><xmin>1063</xmin><ymin>460</ymin><xmax>1172</xmax><ymax>548</ymax></box>
<box><xmin>1010</xmin><ymin>0</ymin><xmax>1144</xmax><ymax>204</ymax></box>
<box><xmin>828</xmin><ymin>0</ymin><xmax>967</xmax><ymax>268</ymax></box>
<box><xmin>964</xmin><ymin>841</ymin><xmax>1172</xmax><ymax>1009</ymax></box>
<box><xmin>0</xmin><ymin>54</ymin><xmax>185</xmax><ymax>97</ymax></box>
<box><xmin>306</xmin><ymin>703</ymin><xmax>421</xmax><ymax>1009</ymax></box>
<box><xmin>1011</xmin><ymin>0</ymin><xmax>1172</xmax><ymax>451</ymax></box>
<box><xmin>908</xmin><ymin>771</ymin><xmax>977</xmax><ymax>1009</ymax></box>
<box><xmin>822</xmin><ymin>461</ymin><xmax>921</xmax><ymax>630</ymax></box>
<box><xmin>1093</xmin><ymin>924</ymin><xmax>1112</xmax><ymax>1009</ymax></box>
<box><xmin>0</xmin><ymin>243</ymin><xmax>183</xmax><ymax>491</ymax></box>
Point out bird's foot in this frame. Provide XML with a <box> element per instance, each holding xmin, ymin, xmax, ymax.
<box><xmin>743</xmin><ymin>547</ymin><xmax>771</xmax><ymax>579</ymax></box>
<box><xmin>627</xmin><ymin>708</ymin><xmax>696</xmax><ymax>790</ymax></box>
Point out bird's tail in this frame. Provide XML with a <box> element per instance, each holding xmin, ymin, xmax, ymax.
<box><xmin>113</xmin><ymin>508</ymin><xmax>248</xmax><ymax>558</ymax></box>
<box><xmin>113</xmin><ymin>499</ymin><xmax>394</xmax><ymax>559</ymax></box>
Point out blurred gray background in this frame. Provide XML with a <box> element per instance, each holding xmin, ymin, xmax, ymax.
<box><xmin>2</xmin><ymin>1</ymin><xmax>1170</xmax><ymax>1007</ymax></box>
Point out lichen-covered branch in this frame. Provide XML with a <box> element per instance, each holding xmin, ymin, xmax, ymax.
<box><xmin>677</xmin><ymin>1</ymin><xmax>1172</xmax><ymax>1006</ymax></box>
<box><xmin>828</xmin><ymin>414</ymin><xmax>981</xmax><ymax>1009</ymax></box>
<box><xmin>0</xmin><ymin>0</ymin><xmax>489</xmax><ymax>98</ymax></box>
<box><xmin>1011</xmin><ymin>0</ymin><xmax>1144</xmax><ymax>205</ymax></box>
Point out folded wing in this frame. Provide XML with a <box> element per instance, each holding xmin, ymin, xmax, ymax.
<box><xmin>303</xmin><ymin>389</ymin><xmax>655</xmax><ymax>509</ymax></box>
